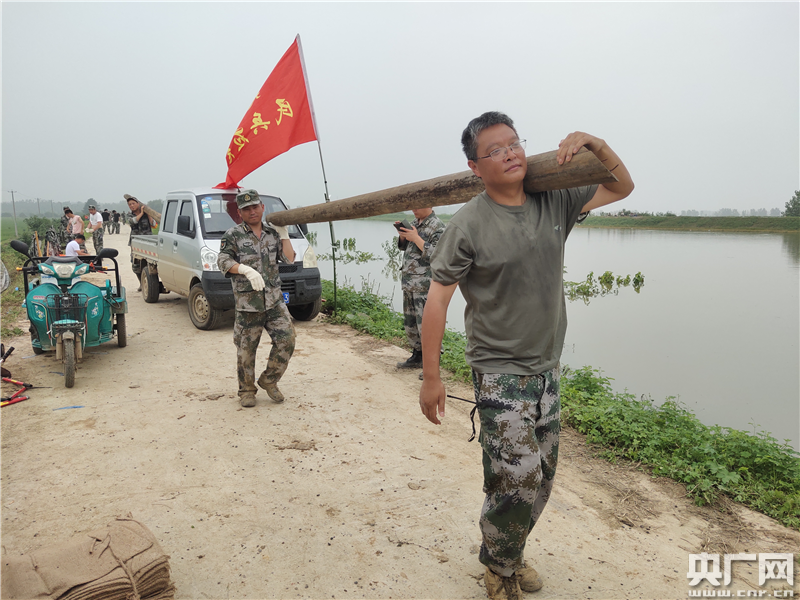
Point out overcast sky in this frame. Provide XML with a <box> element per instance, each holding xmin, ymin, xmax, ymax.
<box><xmin>2</xmin><ymin>2</ymin><xmax>798</xmax><ymax>215</ymax></box>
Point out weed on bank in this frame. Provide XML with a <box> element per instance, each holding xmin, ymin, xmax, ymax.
<box><xmin>321</xmin><ymin>278</ymin><xmax>800</xmax><ymax>531</ymax></box>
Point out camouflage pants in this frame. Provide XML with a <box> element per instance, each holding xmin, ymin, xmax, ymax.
<box><xmin>113</xmin><ymin>222</ymin><xmax>120</xmax><ymax>234</ymax></box>
<box><xmin>402</xmin><ymin>290</ymin><xmax>427</xmax><ymax>352</ymax></box>
<box><xmin>474</xmin><ymin>366</ymin><xmax>561</xmax><ymax>577</ymax></box>
<box><xmin>233</xmin><ymin>304</ymin><xmax>296</xmax><ymax>398</ymax></box>
<box><xmin>92</xmin><ymin>228</ymin><xmax>104</xmax><ymax>254</ymax></box>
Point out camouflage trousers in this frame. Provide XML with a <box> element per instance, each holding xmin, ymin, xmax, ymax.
<box><xmin>402</xmin><ymin>290</ymin><xmax>427</xmax><ymax>352</ymax></box>
<box><xmin>233</xmin><ymin>304</ymin><xmax>296</xmax><ymax>398</ymax></box>
<box><xmin>474</xmin><ymin>366</ymin><xmax>561</xmax><ymax>577</ymax></box>
<box><xmin>92</xmin><ymin>228</ymin><xmax>104</xmax><ymax>254</ymax></box>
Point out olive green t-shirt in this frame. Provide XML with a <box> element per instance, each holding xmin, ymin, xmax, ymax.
<box><xmin>430</xmin><ymin>186</ymin><xmax>597</xmax><ymax>376</ymax></box>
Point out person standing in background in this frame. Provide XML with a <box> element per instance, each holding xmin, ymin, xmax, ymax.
<box><xmin>88</xmin><ymin>205</ymin><xmax>104</xmax><ymax>254</ymax></box>
<box><xmin>394</xmin><ymin>207</ymin><xmax>445</xmax><ymax>379</ymax></box>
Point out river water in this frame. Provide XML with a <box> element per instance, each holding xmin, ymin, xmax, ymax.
<box><xmin>308</xmin><ymin>220</ymin><xmax>800</xmax><ymax>451</ymax></box>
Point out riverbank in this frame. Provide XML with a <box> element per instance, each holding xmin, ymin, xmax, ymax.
<box><xmin>363</xmin><ymin>212</ymin><xmax>800</xmax><ymax>233</ymax></box>
<box><xmin>322</xmin><ymin>279</ymin><xmax>800</xmax><ymax>531</ymax></box>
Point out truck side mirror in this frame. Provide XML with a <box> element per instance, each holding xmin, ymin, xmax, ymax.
<box><xmin>298</xmin><ymin>223</ymin><xmax>308</xmax><ymax>235</ymax></box>
<box><xmin>177</xmin><ymin>215</ymin><xmax>195</xmax><ymax>239</ymax></box>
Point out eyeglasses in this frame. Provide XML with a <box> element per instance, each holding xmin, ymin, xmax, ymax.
<box><xmin>477</xmin><ymin>139</ymin><xmax>526</xmax><ymax>162</ymax></box>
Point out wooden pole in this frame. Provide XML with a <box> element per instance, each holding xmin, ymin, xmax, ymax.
<box><xmin>269</xmin><ymin>148</ymin><xmax>616</xmax><ymax>227</ymax></box>
<box><xmin>141</xmin><ymin>204</ymin><xmax>161</xmax><ymax>225</ymax></box>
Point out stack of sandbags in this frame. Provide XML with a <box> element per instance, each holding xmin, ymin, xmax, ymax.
<box><xmin>2</xmin><ymin>514</ymin><xmax>175</xmax><ymax>600</ymax></box>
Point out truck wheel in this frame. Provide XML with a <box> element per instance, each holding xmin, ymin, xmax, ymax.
<box><xmin>64</xmin><ymin>338</ymin><xmax>76</xmax><ymax>388</ymax></box>
<box><xmin>288</xmin><ymin>297</ymin><xmax>322</xmax><ymax>321</ymax></box>
<box><xmin>141</xmin><ymin>265</ymin><xmax>160</xmax><ymax>304</ymax></box>
<box><xmin>188</xmin><ymin>284</ymin><xmax>223</xmax><ymax>330</ymax></box>
<box><xmin>116</xmin><ymin>314</ymin><xmax>127</xmax><ymax>348</ymax></box>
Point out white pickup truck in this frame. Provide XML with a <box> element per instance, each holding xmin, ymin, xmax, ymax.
<box><xmin>130</xmin><ymin>187</ymin><xmax>321</xmax><ymax>330</ymax></box>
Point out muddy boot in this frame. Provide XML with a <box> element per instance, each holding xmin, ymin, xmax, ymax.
<box><xmin>257</xmin><ymin>373</ymin><xmax>285</xmax><ymax>403</ymax></box>
<box><xmin>518</xmin><ymin>562</ymin><xmax>543</xmax><ymax>592</ymax></box>
<box><xmin>484</xmin><ymin>567</ymin><xmax>522</xmax><ymax>600</ymax></box>
<box><xmin>239</xmin><ymin>392</ymin><xmax>256</xmax><ymax>408</ymax></box>
<box><xmin>396</xmin><ymin>349</ymin><xmax>422</xmax><ymax>369</ymax></box>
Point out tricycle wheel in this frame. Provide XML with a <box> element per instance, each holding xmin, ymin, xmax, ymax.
<box><xmin>30</xmin><ymin>328</ymin><xmax>44</xmax><ymax>355</ymax></box>
<box><xmin>188</xmin><ymin>284</ymin><xmax>223</xmax><ymax>330</ymax></box>
<box><xmin>116</xmin><ymin>313</ymin><xmax>127</xmax><ymax>348</ymax></box>
<box><xmin>141</xmin><ymin>265</ymin><xmax>160</xmax><ymax>304</ymax></box>
<box><xmin>64</xmin><ymin>338</ymin><xmax>76</xmax><ymax>388</ymax></box>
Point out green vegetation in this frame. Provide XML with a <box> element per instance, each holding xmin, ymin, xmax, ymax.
<box><xmin>320</xmin><ymin>278</ymin><xmax>800</xmax><ymax>531</ymax></box>
<box><xmin>579</xmin><ymin>215</ymin><xmax>799</xmax><ymax>232</ymax></box>
<box><xmin>564</xmin><ymin>270</ymin><xmax>644</xmax><ymax>303</ymax></box>
<box><xmin>362</xmin><ymin>212</ymin><xmax>800</xmax><ymax>232</ymax></box>
<box><xmin>1</xmin><ymin>220</ymin><xmax>29</xmax><ymax>340</ymax></box>
<box><xmin>785</xmin><ymin>191</ymin><xmax>800</xmax><ymax>218</ymax></box>
<box><xmin>562</xmin><ymin>367</ymin><xmax>800</xmax><ymax>529</ymax></box>
<box><xmin>317</xmin><ymin>237</ymin><xmax>378</xmax><ymax>264</ymax></box>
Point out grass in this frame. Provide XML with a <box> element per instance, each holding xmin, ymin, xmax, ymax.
<box><xmin>579</xmin><ymin>215</ymin><xmax>799</xmax><ymax>233</ymax></box>
<box><xmin>362</xmin><ymin>213</ymin><xmax>799</xmax><ymax>233</ymax></box>
<box><xmin>320</xmin><ymin>277</ymin><xmax>800</xmax><ymax>531</ymax></box>
<box><xmin>1</xmin><ymin>220</ymin><xmax>30</xmax><ymax>340</ymax></box>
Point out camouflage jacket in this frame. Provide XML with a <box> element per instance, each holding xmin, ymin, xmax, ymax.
<box><xmin>128</xmin><ymin>211</ymin><xmax>154</xmax><ymax>247</ymax></box>
<box><xmin>217</xmin><ymin>221</ymin><xmax>283</xmax><ymax>312</ymax></box>
<box><xmin>400</xmin><ymin>211</ymin><xmax>445</xmax><ymax>293</ymax></box>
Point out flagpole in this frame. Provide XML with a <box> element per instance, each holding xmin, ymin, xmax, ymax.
<box><xmin>297</xmin><ymin>34</ymin><xmax>339</xmax><ymax>314</ymax></box>
<box><xmin>316</xmin><ymin>142</ymin><xmax>339</xmax><ymax>313</ymax></box>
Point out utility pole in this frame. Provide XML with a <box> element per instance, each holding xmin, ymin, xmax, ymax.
<box><xmin>8</xmin><ymin>190</ymin><xmax>19</xmax><ymax>236</ymax></box>
<box><xmin>36</xmin><ymin>197</ymin><xmax>41</xmax><ymax>215</ymax></box>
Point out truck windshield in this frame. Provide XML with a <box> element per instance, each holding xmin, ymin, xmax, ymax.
<box><xmin>195</xmin><ymin>194</ymin><xmax>302</xmax><ymax>239</ymax></box>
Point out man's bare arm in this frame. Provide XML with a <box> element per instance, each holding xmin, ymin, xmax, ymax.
<box><xmin>419</xmin><ymin>281</ymin><xmax>458</xmax><ymax>425</ymax></box>
<box><xmin>556</xmin><ymin>132</ymin><xmax>634</xmax><ymax>212</ymax></box>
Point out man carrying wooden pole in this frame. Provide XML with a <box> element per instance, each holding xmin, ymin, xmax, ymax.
<box><xmin>418</xmin><ymin>112</ymin><xmax>634</xmax><ymax>600</ymax></box>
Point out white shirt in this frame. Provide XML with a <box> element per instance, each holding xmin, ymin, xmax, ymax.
<box><xmin>89</xmin><ymin>212</ymin><xmax>103</xmax><ymax>230</ymax></box>
<box><xmin>65</xmin><ymin>240</ymin><xmax>81</xmax><ymax>256</ymax></box>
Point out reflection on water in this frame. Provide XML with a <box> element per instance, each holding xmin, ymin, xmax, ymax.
<box><xmin>310</xmin><ymin>221</ymin><xmax>800</xmax><ymax>450</ymax></box>
<box><xmin>781</xmin><ymin>232</ymin><xmax>800</xmax><ymax>265</ymax></box>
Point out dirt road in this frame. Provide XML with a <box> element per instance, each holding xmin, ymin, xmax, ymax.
<box><xmin>2</xmin><ymin>229</ymin><xmax>797</xmax><ymax>599</ymax></box>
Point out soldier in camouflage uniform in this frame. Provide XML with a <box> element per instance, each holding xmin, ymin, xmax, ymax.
<box><xmin>395</xmin><ymin>208</ymin><xmax>445</xmax><ymax>372</ymax></box>
<box><xmin>419</xmin><ymin>112</ymin><xmax>634</xmax><ymax>600</ymax></box>
<box><xmin>59</xmin><ymin>208</ymin><xmax>72</xmax><ymax>246</ymax></box>
<box><xmin>217</xmin><ymin>189</ymin><xmax>296</xmax><ymax>408</ymax></box>
<box><xmin>125</xmin><ymin>195</ymin><xmax>158</xmax><ymax>289</ymax></box>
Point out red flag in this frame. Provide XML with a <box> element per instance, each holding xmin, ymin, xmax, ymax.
<box><xmin>216</xmin><ymin>35</ymin><xmax>318</xmax><ymax>189</ymax></box>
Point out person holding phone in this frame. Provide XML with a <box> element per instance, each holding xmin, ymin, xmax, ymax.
<box><xmin>394</xmin><ymin>208</ymin><xmax>445</xmax><ymax>374</ymax></box>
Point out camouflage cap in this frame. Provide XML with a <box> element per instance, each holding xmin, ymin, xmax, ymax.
<box><xmin>236</xmin><ymin>189</ymin><xmax>261</xmax><ymax>209</ymax></box>
<box><xmin>88</xmin><ymin>205</ymin><xmax>97</xmax><ymax>210</ymax></box>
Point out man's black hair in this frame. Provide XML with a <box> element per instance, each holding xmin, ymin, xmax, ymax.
<box><xmin>461</xmin><ymin>111</ymin><xmax>518</xmax><ymax>162</ymax></box>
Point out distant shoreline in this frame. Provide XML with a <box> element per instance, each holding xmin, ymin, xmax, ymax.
<box><xmin>361</xmin><ymin>212</ymin><xmax>799</xmax><ymax>233</ymax></box>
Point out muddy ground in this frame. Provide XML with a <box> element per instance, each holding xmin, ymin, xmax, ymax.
<box><xmin>1</xmin><ymin>228</ymin><xmax>798</xmax><ymax>599</ymax></box>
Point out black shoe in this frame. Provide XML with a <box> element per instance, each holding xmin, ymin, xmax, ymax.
<box><xmin>396</xmin><ymin>349</ymin><xmax>422</xmax><ymax>369</ymax></box>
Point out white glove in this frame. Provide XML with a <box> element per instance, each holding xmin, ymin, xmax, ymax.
<box><xmin>236</xmin><ymin>264</ymin><xmax>265</xmax><ymax>291</ymax></box>
<box><xmin>270</xmin><ymin>223</ymin><xmax>290</xmax><ymax>240</ymax></box>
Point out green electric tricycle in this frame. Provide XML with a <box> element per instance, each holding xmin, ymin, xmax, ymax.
<box><xmin>9</xmin><ymin>240</ymin><xmax>128</xmax><ymax>388</ymax></box>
